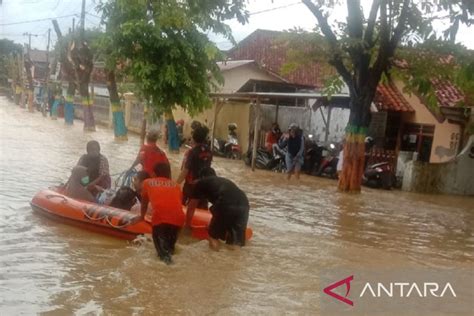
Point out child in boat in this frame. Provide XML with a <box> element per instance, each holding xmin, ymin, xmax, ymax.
<box><xmin>65</xmin><ymin>165</ymin><xmax>95</xmax><ymax>202</ymax></box>
<box><xmin>140</xmin><ymin>163</ymin><xmax>185</xmax><ymax>264</ymax></box>
<box><xmin>130</xmin><ymin>130</ymin><xmax>169</xmax><ymax>177</ymax></box>
<box><xmin>187</xmin><ymin>167</ymin><xmax>249</xmax><ymax>251</ymax></box>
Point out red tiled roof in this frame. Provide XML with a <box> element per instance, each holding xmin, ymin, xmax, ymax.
<box><xmin>431</xmin><ymin>78</ymin><xmax>464</xmax><ymax>107</ymax></box>
<box><xmin>374</xmin><ymin>83</ymin><xmax>414</xmax><ymax>112</ymax></box>
<box><xmin>227</xmin><ymin>29</ymin><xmax>333</xmax><ymax>88</ymax></box>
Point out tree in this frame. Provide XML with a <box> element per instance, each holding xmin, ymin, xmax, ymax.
<box><xmin>52</xmin><ymin>22</ymin><xmax>101</xmax><ymax>129</ymax></box>
<box><xmin>97</xmin><ymin>0</ymin><xmax>248</xmax><ymax>146</ymax></box>
<box><xmin>0</xmin><ymin>39</ymin><xmax>22</xmax><ymax>88</ymax></box>
<box><xmin>300</xmin><ymin>0</ymin><xmax>474</xmax><ymax>192</ymax></box>
<box><xmin>93</xmin><ymin>20</ymin><xmax>128</xmax><ymax>140</ymax></box>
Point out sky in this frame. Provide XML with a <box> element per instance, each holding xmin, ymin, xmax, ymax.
<box><xmin>1</xmin><ymin>0</ymin><xmax>473</xmax><ymax>52</ymax></box>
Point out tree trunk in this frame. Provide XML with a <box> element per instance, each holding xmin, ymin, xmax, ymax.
<box><xmin>70</xmin><ymin>40</ymin><xmax>95</xmax><ymax>131</ymax></box>
<box><xmin>338</xmin><ymin>97</ymin><xmax>371</xmax><ymax>193</ymax></box>
<box><xmin>165</xmin><ymin>111</ymin><xmax>180</xmax><ymax>152</ymax></box>
<box><xmin>79</xmin><ymin>82</ymin><xmax>95</xmax><ymax>131</ymax></box>
<box><xmin>140</xmin><ymin>102</ymin><xmax>147</xmax><ymax>145</ymax></box>
<box><xmin>107</xmin><ymin>69</ymin><xmax>127</xmax><ymax>140</ymax></box>
<box><xmin>64</xmin><ymin>82</ymin><xmax>76</xmax><ymax>125</ymax></box>
<box><xmin>24</xmin><ymin>56</ymin><xmax>34</xmax><ymax>112</ymax></box>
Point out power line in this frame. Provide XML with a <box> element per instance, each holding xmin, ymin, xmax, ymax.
<box><xmin>0</xmin><ymin>13</ymin><xmax>79</xmax><ymax>26</ymax></box>
<box><xmin>249</xmin><ymin>1</ymin><xmax>302</xmax><ymax>16</ymax></box>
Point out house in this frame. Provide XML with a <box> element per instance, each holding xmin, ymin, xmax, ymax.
<box><xmin>223</xmin><ymin>29</ymin><xmax>472</xmax><ymax>167</ymax></box>
<box><xmin>172</xmin><ymin>59</ymin><xmax>317</xmax><ymax>152</ymax></box>
<box><xmin>28</xmin><ymin>49</ymin><xmax>49</xmax><ymax>83</ymax></box>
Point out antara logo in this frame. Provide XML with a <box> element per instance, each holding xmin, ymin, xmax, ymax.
<box><xmin>323</xmin><ymin>276</ymin><xmax>457</xmax><ymax>306</ymax></box>
<box><xmin>323</xmin><ymin>275</ymin><xmax>354</xmax><ymax>306</ymax></box>
<box><xmin>360</xmin><ymin>282</ymin><xmax>457</xmax><ymax>298</ymax></box>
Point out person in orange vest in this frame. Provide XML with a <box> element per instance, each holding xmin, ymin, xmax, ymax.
<box><xmin>140</xmin><ymin>163</ymin><xmax>185</xmax><ymax>264</ymax></box>
<box><xmin>130</xmin><ymin>130</ymin><xmax>169</xmax><ymax>177</ymax></box>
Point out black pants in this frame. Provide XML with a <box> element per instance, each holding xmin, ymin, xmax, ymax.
<box><xmin>182</xmin><ymin>182</ymin><xmax>208</xmax><ymax>209</ymax></box>
<box><xmin>152</xmin><ymin>224</ymin><xmax>180</xmax><ymax>264</ymax></box>
<box><xmin>209</xmin><ymin>204</ymin><xmax>249</xmax><ymax>246</ymax></box>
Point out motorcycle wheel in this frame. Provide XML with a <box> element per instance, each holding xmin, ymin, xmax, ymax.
<box><xmin>381</xmin><ymin>172</ymin><xmax>393</xmax><ymax>190</ymax></box>
<box><xmin>231</xmin><ymin>151</ymin><xmax>242</xmax><ymax>160</ymax></box>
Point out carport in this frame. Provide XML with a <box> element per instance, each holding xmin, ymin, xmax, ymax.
<box><xmin>209</xmin><ymin>92</ymin><xmax>350</xmax><ymax>171</ymax></box>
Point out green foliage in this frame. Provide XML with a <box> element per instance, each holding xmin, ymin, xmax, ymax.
<box><xmin>0</xmin><ymin>39</ymin><xmax>22</xmax><ymax>86</ymax></box>
<box><xmin>298</xmin><ymin>0</ymin><xmax>473</xmax><ymax>118</ymax></box>
<box><xmin>322</xmin><ymin>75</ymin><xmax>344</xmax><ymax>98</ymax></box>
<box><xmin>54</xmin><ymin>28</ymin><xmax>103</xmax><ymax>62</ymax></box>
<box><xmin>97</xmin><ymin>0</ymin><xmax>247</xmax><ymax>115</ymax></box>
<box><xmin>394</xmin><ymin>40</ymin><xmax>474</xmax><ymax>110</ymax></box>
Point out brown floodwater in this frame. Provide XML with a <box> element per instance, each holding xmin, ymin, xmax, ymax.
<box><xmin>0</xmin><ymin>97</ymin><xmax>473</xmax><ymax>315</ymax></box>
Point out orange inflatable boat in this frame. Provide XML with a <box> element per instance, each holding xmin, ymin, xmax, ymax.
<box><xmin>31</xmin><ymin>188</ymin><xmax>253</xmax><ymax>241</ymax></box>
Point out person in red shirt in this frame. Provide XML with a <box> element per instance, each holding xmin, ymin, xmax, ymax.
<box><xmin>265</xmin><ymin>123</ymin><xmax>281</xmax><ymax>154</ymax></box>
<box><xmin>140</xmin><ymin>163</ymin><xmax>185</xmax><ymax>264</ymax></box>
<box><xmin>130</xmin><ymin>130</ymin><xmax>169</xmax><ymax>177</ymax></box>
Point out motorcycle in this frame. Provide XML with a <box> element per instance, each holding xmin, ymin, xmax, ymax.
<box><xmin>316</xmin><ymin>143</ymin><xmax>339</xmax><ymax>179</ymax></box>
<box><xmin>244</xmin><ymin>146</ymin><xmax>286</xmax><ymax>173</ymax></box>
<box><xmin>213</xmin><ymin>135</ymin><xmax>242</xmax><ymax>159</ymax></box>
<box><xmin>303</xmin><ymin>134</ymin><xmax>325</xmax><ymax>175</ymax></box>
<box><xmin>213</xmin><ymin>123</ymin><xmax>242</xmax><ymax>160</ymax></box>
<box><xmin>362</xmin><ymin>162</ymin><xmax>395</xmax><ymax>190</ymax></box>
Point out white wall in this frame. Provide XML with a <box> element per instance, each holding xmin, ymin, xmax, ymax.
<box><xmin>260</xmin><ymin>103</ymin><xmax>349</xmax><ymax>143</ymax></box>
<box><xmin>219</xmin><ymin>64</ymin><xmax>283</xmax><ymax>93</ymax></box>
<box><xmin>310</xmin><ymin>106</ymin><xmax>350</xmax><ymax>143</ymax></box>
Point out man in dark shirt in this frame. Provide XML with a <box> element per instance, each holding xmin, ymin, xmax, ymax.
<box><xmin>188</xmin><ymin>167</ymin><xmax>249</xmax><ymax>250</ymax></box>
<box><xmin>177</xmin><ymin>125</ymin><xmax>212</xmax><ymax>209</ymax></box>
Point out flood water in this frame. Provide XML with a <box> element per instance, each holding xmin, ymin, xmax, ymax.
<box><xmin>0</xmin><ymin>97</ymin><xmax>473</xmax><ymax>315</ymax></box>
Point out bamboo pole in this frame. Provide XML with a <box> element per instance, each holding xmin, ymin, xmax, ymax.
<box><xmin>251</xmin><ymin>97</ymin><xmax>261</xmax><ymax>171</ymax></box>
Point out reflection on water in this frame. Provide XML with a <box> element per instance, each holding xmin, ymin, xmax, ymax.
<box><xmin>0</xmin><ymin>97</ymin><xmax>473</xmax><ymax>314</ymax></box>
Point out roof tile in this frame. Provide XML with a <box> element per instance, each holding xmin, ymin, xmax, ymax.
<box><xmin>431</xmin><ymin>78</ymin><xmax>464</xmax><ymax>107</ymax></box>
<box><xmin>374</xmin><ymin>83</ymin><xmax>414</xmax><ymax>112</ymax></box>
<box><xmin>227</xmin><ymin>29</ymin><xmax>333</xmax><ymax>88</ymax></box>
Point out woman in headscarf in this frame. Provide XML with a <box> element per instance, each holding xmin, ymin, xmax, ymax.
<box><xmin>77</xmin><ymin>140</ymin><xmax>111</xmax><ymax>195</ymax></box>
<box><xmin>64</xmin><ymin>165</ymin><xmax>96</xmax><ymax>202</ymax></box>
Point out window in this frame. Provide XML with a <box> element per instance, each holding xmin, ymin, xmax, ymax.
<box><xmin>401</xmin><ymin>124</ymin><xmax>435</xmax><ymax>162</ymax></box>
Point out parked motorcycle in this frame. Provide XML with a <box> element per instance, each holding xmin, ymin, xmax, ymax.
<box><xmin>213</xmin><ymin>123</ymin><xmax>242</xmax><ymax>159</ymax></box>
<box><xmin>316</xmin><ymin>143</ymin><xmax>339</xmax><ymax>179</ymax></box>
<box><xmin>303</xmin><ymin>134</ymin><xmax>325</xmax><ymax>175</ymax></box>
<box><xmin>244</xmin><ymin>147</ymin><xmax>287</xmax><ymax>172</ymax></box>
<box><xmin>362</xmin><ymin>162</ymin><xmax>395</xmax><ymax>190</ymax></box>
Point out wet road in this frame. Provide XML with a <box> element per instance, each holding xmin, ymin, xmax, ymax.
<box><xmin>0</xmin><ymin>97</ymin><xmax>473</xmax><ymax>315</ymax></box>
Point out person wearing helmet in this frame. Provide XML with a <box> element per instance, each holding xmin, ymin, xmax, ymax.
<box><xmin>281</xmin><ymin>123</ymin><xmax>305</xmax><ymax>180</ymax></box>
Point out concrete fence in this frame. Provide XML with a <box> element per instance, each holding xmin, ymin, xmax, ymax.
<box><xmin>402</xmin><ymin>136</ymin><xmax>474</xmax><ymax>196</ymax></box>
<box><xmin>72</xmin><ymin>95</ymin><xmax>149</xmax><ymax>134</ymax></box>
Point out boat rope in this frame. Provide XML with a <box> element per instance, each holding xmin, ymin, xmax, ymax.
<box><xmin>104</xmin><ymin>216</ymin><xmax>137</xmax><ymax>229</ymax></box>
<box><xmin>81</xmin><ymin>206</ymin><xmax>108</xmax><ymax>222</ymax></box>
<box><xmin>81</xmin><ymin>206</ymin><xmax>138</xmax><ymax>229</ymax></box>
<box><xmin>45</xmin><ymin>194</ymin><xmax>68</xmax><ymax>204</ymax></box>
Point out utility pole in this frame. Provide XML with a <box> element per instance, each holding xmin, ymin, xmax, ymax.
<box><xmin>80</xmin><ymin>0</ymin><xmax>86</xmax><ymax>40</ymax></box>
<box><xmin>72</xmin><ymin>18</ymin><xmax>75</xmax><ymax>33</ymax></box>
<box><xmin>44</xmin><ymin>28</ymin><xmax>51</xmax><ymax>116</ymax></box>
<box><xmin>23</xmin><ymin>32</ymin><xmax>39</xmax><ymax>53</ymax></box>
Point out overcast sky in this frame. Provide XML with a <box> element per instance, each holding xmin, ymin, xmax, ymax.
<box><xmin>1</xmin><ymin>0</ymin><xmax>473</xmax><ymax>51</ymax></box>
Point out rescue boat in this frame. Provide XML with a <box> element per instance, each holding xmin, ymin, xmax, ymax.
<box><xmin>31</xmin><ymin>188</ymin><xmax>253</xmax><ymax>241</ymax></box>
